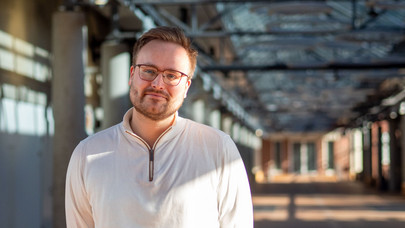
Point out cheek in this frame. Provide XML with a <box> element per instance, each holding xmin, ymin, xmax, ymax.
<box><xmin>131</xmin><ymin>77</ymin><xmax>148</xmax><ymax>90</ymax></box>
<box><xmin>170</xmin><ymin>88</ymin><xmax>188</xmax><ymax>101</ymax></box>
<box><xmin>130</xmin><ymin>81</ymin><xmax>144</xmax><ymax>98</ymax></box>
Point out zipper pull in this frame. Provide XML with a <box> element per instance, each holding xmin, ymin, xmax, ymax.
<box><xmin>149</xmin><ymin>149</ymin><xmax>154</xmax><ymax>181</ymax></box>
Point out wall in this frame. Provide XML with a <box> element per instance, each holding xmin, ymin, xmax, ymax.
<box><xmin>259</xmin><ymin>133</ymin><xmax>326</xmax><ymax>181</ymax></box>
<box><xmin>333</xmin><ymin>132</ymin><xmax>351</xmax><ymax>180</ymax></box>
<box><xmin>0</xmin><ymin>0</ymin><xmax>58</xmax><ymax>227</ymax></box>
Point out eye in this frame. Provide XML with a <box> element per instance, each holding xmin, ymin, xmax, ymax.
<box><xmin>141</xmin><ymin>66</ymin><xmax>157</xmax><ymax>75</ymax></box>
<box><xmin>165</xmin><ymin>71</ymin><xmax>181</xmax><ymax>81</ymax></box>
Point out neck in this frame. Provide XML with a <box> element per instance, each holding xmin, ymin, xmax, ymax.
<box><xmin>130</xmin><ymin>110</ymin><xmax>175</xmax><ymax>147</ymax></box>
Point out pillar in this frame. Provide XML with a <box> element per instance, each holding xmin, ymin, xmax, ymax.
<box><xmin>301</xmin><ymin>142</ymin><xmax>308</xmax><ymax>174</ymax></box>
<box><xmin>389</xmin><ymin>118</ymin><xmax>401</xmax><ymax>192</ymax></box>
<box><xmin>316</xmin><ymin>139</ymin><xmax>323</xmax><ymax>174</ymax></box>
<box><xmin>100</xmin><ymin>41</ymin><xmax>130</xmax><ymax>129</ymax></box>
<box><xmin>401</xmin><ymin>114</ymin><xmax>405</xmax><ymax>194</ymax></box>
<box><xmin>362</xmin><ymin>124</ymin><xmax>372</xmax><ymax>185</ymax></box>
<box><xmin>209</xmin><ymin>109</ymin><xmax>221</xmax><ymax>130</ymax></box>
<box><xmin>352</xmin><ymin>129</ymin><xmax>364</xmax><ymax>178</ymax></box>
<box><xmin>221</xmin><ymin>114</ymin><xmax>233</xmax><ymax>136</ymax></box>
<box><xmin>376</xmin><ymin>124</ymin><xmax>385</xmax><ymax>190</ymax></box>
<box><xmin>192</xmin><ymin>99</ymin><xmax>205</xmax><ymax>124</ymax></box>
<box><xmin>282</xmin><ymin>139</ymin><xmax>289</xmax><ymax>173</ymax></box>
<box><xmin>52</xmin><ymin>10</ymin><xmax>87</xmax><ymax>228</ymax></box>
<box><xmin>261</xmin><ymin>139</ymin><xmax>271</xmax><ymax>179</ymax></box>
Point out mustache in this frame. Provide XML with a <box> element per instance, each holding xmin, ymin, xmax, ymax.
<box><xmin>142</xmin><ymin>88</ymin><xmax>170</xmax><ymax>98</ymax></box>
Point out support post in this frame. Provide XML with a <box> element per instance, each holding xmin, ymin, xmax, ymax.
<box><xmin>362</xmin><ymin>123</ymin><xmax>373</xmax><ymax>185</ymax></box>
<box><xmin>52</xmin><ymin>10</ymin><xmax>86</xmax><ymax>228</ymax></box>
<box><xmin>377</xmin><ymin>124</ymin><xmax>385</xmax><ymax>190</ymax></box>
<box><xmin>100</xmin><ymin>41</ymin><xmax>130</xmax><ymax>129</ymax></box>
<box><xmin>389</xmin><ymin>118</ymin><xmax>402</xmax><ymax>192</ymax></box>
<box><xmin>401</xmin><ymin>115</ymin><xmax>405</xmax><ymax>194</ymax></box>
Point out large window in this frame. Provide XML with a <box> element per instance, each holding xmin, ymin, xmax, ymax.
<box><xmin>0</xmin><ymin>30</ymin><xmax>53</xmax><ymax>136</ymax></box>
<box><xmin>307</xmin><ymin>142</ymin><xmax>317</xmax><ymax>171</ymax></box>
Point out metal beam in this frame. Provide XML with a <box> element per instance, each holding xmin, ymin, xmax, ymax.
<box><xmin>139</xmin><ymin>5</ymin><xmax>169</xmax><ymax>26</ymax></box>
<box><xmin>186</xmin><ymin>29</ymin><xmax>349</xmax><ymax>37</ymax></box>
<box><xmin>158</xmin><ymin>7</ymin><xmax>190</xmax><ymax>31</ymax></box>
<box><xmin>184</xmin><ymin>26</ymin><xmax>404</xmax><ymax>37</ymax></box>
<box><xmin>201</xmin><ymin>61</ymin><xmax>405</xmax><ymax>72</ymax></box>
<box><xmin>199</xmin><ymin>7</ymin><xmax>236</xmax><ymax>31</ymax></box>
<box><xmin>130</xmin><ymin>0</ymin><xmax>349</xmax><ymax>6</ymax></box>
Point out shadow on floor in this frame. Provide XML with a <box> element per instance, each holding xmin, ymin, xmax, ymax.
<box><xmin>252</xmin><ymin>180</ymin><xmax>405</xmax><ymax>228</ymax></box>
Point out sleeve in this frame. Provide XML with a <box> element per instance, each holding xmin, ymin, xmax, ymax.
<box><xmin>217</xmin><ymin>136</ymin><xmax>254</xmax><ymax>228</ymax></box>
<box><xmin>65</xmin><ymin>142</ymin><xmax>95</xmax><ymax>228</ymax></box>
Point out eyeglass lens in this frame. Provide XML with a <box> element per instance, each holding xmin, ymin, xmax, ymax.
<box><xmin>138</xmin><ymin>65</ymin><xmax>184</xmax><ymax>86</ymax></box>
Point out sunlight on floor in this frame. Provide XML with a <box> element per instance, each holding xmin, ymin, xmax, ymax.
<box><xmin>253</xmin><ymin>194</ymin><xmax>405</xmax><ymax>222</ymax></box>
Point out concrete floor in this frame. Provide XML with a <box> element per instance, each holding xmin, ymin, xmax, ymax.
<box><xmin>252</xmin><ymin>175</ymin><xmax>405</xmax><ymax>228</ymax></box>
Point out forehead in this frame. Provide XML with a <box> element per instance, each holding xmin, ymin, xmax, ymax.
<box><xmin>137</xmin><ymin>40</ymin><xmax>190</xmax><ymax>71</ymax></box>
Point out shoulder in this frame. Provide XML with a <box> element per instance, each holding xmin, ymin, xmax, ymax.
<box><xmin>85</xmin><ymin>123</ymin><xmax>121</xmax><ymax>142</ymax></box>
<box><xmin>179</xmin><ymin>117</ymin><xmax>237</xmax><ymax>153</ymax></box>
<box><xmin>73</xmin><ymin>123</ymin><xmax>122</xmax><ymax>155</ymax></box>
<box><xmin>181</xmin><ymin>117</ymin><xmax>230</xmax><ymax>139</ymax></box>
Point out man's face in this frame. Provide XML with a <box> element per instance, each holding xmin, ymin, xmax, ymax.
<box><xmin>129</xmin><ymin>40</ymin><xmax>192</xmax><ymax>121</ymax></box>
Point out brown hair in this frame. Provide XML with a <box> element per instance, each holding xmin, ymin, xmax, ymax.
<box><xmin>132</xmin><ymin>26</ymin><xmax>198</xmax><ymax>78</ymax></box>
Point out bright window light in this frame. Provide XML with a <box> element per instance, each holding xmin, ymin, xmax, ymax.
<box><xmin>94</xmin><ymin>0</ymin><xmax>108</xmax><ymax>6</ymax></box>
<box><xmin>0</xmin><ymin>48</ymin><xmax>15</xmax><ymax>71</ymax></box>
<box><xmin>0</xmin><ymin>30</ymin><xmax>13</xmax><ymax>48</ymax></box>
<box><xmin>14</xmin><ymin>38</ymin><xmax>34</xmax><ymax>57</ymax></box>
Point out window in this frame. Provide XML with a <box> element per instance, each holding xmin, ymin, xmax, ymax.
<box><xmin>307</xmin><ymin>142</ymin><xmax>317</xmax><ymax>171</ymax></box>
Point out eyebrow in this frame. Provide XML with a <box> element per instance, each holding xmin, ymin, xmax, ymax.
<box><xmin>140</xmin><ymin>63</ymin><xmax>175</xmax><ymax>71</ymax></box>
<box><xmin>137</xmin><ymin>63</ymin><xmax>188</xmax><ymax>75</ymax></box>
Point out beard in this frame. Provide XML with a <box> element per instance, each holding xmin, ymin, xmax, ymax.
<box><xmin>129</xmin><ymin>86</ymin><xmax>185</xmax><ymax>121</ymax></box>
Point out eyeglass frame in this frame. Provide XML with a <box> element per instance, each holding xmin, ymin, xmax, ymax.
<box><xmin>134</xmin><ymin>64</ymin><xmax>190</xmax><ymax>86</ymax></box>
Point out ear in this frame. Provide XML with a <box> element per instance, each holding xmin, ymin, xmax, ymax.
<box><xmin>184</xmin><ymin>79</ymin><xmax>192</xmax><ymax>98</ymax></box>
<box><xmin>129</xmin><ymin>66</ymin><xmax>135</xmax><ymax>86</ymax></box>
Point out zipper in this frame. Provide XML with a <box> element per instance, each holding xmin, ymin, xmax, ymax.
<box><xmin>149</xmin><ymin>148</ymin><xmax>154</xmax><ymax>181</ymax></box>
<box><xmin>126</xmin><ymin>126</ymin><xmax>173</xmax><ymax>182</ymax></box>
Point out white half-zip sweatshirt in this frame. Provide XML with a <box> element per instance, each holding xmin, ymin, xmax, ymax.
<box><xmin>66</xmin><ymin>108</ymin><xmax>253</xmax><ymax>228</ymax></box>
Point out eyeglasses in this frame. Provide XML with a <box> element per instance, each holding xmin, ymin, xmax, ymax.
<box><xmin>135</xmin><ymin>64</ymin><xmax>189</xmax><ymax>86</ymax></box>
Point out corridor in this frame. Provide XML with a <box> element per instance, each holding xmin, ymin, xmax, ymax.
<box><xmin>252</xmin><ymin>175</ymin><xmax>405</xmax><ymax>228</ymax></box>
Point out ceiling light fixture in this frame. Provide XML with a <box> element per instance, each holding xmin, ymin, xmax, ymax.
<box><xmin>94</xmin><ymin>0</ymin><xmax>108</xmax><ymax>6</ymax></box>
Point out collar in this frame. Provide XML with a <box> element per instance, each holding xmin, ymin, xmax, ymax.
<box><xmin>120</xmin><ymin>107</ymin><xmax>187</xmax><ymax>144</ymax></box>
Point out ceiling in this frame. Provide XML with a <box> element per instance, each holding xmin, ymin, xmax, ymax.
<box><xmin>83</xmin><ymin>0</ymin><xmax>405</xmax><ymax>134</ymax></box>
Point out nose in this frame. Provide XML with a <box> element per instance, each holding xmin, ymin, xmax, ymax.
<box><xmin>151</xmin><ymin>73</ymin><xmax>165</xmax><ymax>89</ymax></box>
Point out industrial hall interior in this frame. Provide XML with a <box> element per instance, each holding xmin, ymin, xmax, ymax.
<box><xmin>1</xmin><ymin>0</ymin><xmax>405</xmax><ymax>228</ymax></box>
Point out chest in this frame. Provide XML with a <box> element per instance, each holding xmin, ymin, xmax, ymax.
<box><xmin>82</xmin><ymin>143</ymin><xmax>220</xmax><ymax>227</ymax></box>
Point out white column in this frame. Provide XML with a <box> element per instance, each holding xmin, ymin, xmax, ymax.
<box><xmin>301</xmin><ymin>143</ymin><xmax>308</xmax><ymax>174</ymax></box>
<box><xmin>52</xmin><ymin>10</ymin><xmax>86</xmax><ymax>228</ymax></box>
<box><xmin>209</xmin><ymin>109</ymin><xmax>221</xmax><ymax>129</ymax></box>
<box><xmin>222</xmin><ymin>116</ymin><xmax>233</xmax><ymax>135</ymax></box>
<box><xmin>101</xmin><ymin>41</ymin><xmax>130</xmax><ymax>129</ymax></box>
<box><xmin>352</xmin><ymin>129</ymin><xmax>364</xmax><ymax>174</ymax></box>
<box><xmin>192</xmin><ymin>99</ymin><xmax>205</xmax><ymax>123</ymax></box>
<box><xmin>232</xmin><ymin>122</ymin><xmax>241</xmax><ymax>143</ymax></box>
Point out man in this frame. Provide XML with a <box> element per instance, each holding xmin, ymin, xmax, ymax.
<box><xmin>65</xmin><ymin>26</ymin><xmax>253</xmax><ymax>228</ymax></box>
